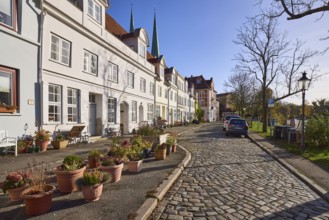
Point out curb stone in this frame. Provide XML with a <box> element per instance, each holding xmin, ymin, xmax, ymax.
<box><xmin>134</xmin><ymin>134</ymin><xmax>193</xmax><ymax>220</ymax></box>
<box><xmin>248</xmin><ymin>134</ymin><xmax>329</xmax><ymax>202</ymax></box>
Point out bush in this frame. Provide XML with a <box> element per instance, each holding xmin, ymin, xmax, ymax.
<box><xmin>137</xmin><ymin>125</ymin><xmax>160</xmax><ymax>136</ymax></box>
<box><xmin>306</xmin><ymin>115</ymin><xmax>329</xmax><ymax>148</ymax></box>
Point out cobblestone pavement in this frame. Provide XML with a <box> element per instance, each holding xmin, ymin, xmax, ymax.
<box><xmin>149</xmin><ymin>123</ymin><xmax>329</xmax><ymax>220</ymax></box>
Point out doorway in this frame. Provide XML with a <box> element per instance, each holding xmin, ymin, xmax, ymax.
<box><xmin>120</xmin><ymin>102</ymin><xmax>129</xmax><ymax>134</ymax></box>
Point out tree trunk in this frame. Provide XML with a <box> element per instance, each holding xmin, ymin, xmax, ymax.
<box><xmin>262</xmin><ymin>88</ymin><xmax>268</xmax><ymax>132</ymax></box>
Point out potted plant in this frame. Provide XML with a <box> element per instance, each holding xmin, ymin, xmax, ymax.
<box><xmin>166</xmin><ymin>133</ymin><xmax>177</xmax><ymax>153</ymax></box>
<box><xmin>88</xmin><ymin>150</ymin><xmax>103</xmax><ymax>168</ymax></box>
<box><xmin>131</xmin><ymin>136</ymin><xmax>153</xmax><ymax>158</ymax></box>
<box><xmin>0</xmin><ymin>171</ymin><xmax>31</xmax><ymax>201</ymax></box>
<box><xmin>154</xmin><ymin>143</ymin><xmax>167</xmax><ymax>160</ymax></box>
<box><xmin>51</xmin><ymin>132</ymin><xmax>69</xmax><ymax>150</ymax></box>
<box><xmin>77</xmin><ymin>169</ymin><xmax>109</xmax><ymax>202</ymax></box>
<box><xmin>17</xmin><ymin>140</ymin><xmax>27</xmax><ymax>154</ymax></box>
<box><xmin>20</xmin><ymin>160</ymin><xmax>56</xmax><ymax>216</ymax></box>
<box><xmin>23</xmin><ymin>135</ymin><xmax>34</xmax><ymax>147</ymax></box>
<box><xmin>54</xmin><ymin>155</ymin><xmax>86</xmax><ymax>193</ymax></box>
<box><xmin>34</xmin><ymin>129</ymin><xmax>51</xmax><ymax>152</ymax></box>
<box><xmin>127</xmin><ymin>143</ymin><xmax>144</xmax><ymax>173</ymax></box>
<box><xmin>99</xmin><ymin>138</ymin><xmax>129</xmax><ymax>182</ymax></box>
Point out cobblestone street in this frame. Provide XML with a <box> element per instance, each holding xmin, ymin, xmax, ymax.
<box><xmin>150</xmin><ymin>123</ymin><xmax>329</xmax><ymax>219</ymax></box>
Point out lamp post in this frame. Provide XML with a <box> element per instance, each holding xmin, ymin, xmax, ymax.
<box><xmin>297</xmin><ymin>71</ymin><xmax>311</xmax><ymax>151</ymax></box>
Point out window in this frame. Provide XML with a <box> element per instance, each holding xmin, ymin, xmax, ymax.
<box><xmin>83</xmin><ymin>50</ymin><xmax>98</xmax><ymax>75</ymax></box>
<box><xmin>138</xmin><ymin>43</ymin><xmax>145</xmax><ymax>58</ymax></box>
<box><xmin>127</xmin><ymin>71</ymin><xmax>134</xmax><ymax>88</ymax></box>
<box><xmin>0</xmin><ymin>66</ymin><xmax>17</xmax><ymax>111</ymax></box>
<box><xmin>140</xmin><ymin>77</ymin><xmax>146</xmax><ymax>93</ymax></box>
<box><xmin>147</xmin><ymin>103</ymin><xmax>154</xmax><ymax>120</ymax></box>
<box><xmin>157</xmin><ymin>85</ymin><xmax>162</xmax><ymax>97</ymax></box>
<box><xmin>67</xmin><ymin>88</ymin><xmax>79</xmax><ymax>122</ymax></box>
<box><xmin>132</xmin><ymin>100</ymin><xmax>137</xmax><ymax>122</ymax></box>
<box><xmin>87</xmin><ymin>0</ymin><xmax>102</xmax><ymax>24</ymax></box>
<box><xmin>174</xmin><ymin>93</ymin><xmax>177</xmax><ymax>102</ymax></box>
<box><xmin>50</xmin><ymin>34</ymin><xmax>71</xmax><ymax>66</ymax></box>
<box><xmin>155</xmin><ymin>105</ymin><xmax>160</xmax><ymax>118</ymax></box>
<box><xmin>0</xmin><ymin>0</ymin><xmax>17</xmax><ymax>30</ymax></box>
<box><xmin>149</xmin><ymin>82</ymin><xmax>154</xmax><ymax>95</ymax></box>
<box><xmin>108</xmin><ymin>62</ymin><xmax>118</xmax><ymax>83</ymax></box>
<box><xmin>165</xmin><ymin>89</ymin><xmax>168</xmax><ymax>98</ymax></box>
<box><xmin>48</xmin><ymin>84</ymin><xmax>61</xmax><ymax>122</ymax></box>
<box><xmin>170</xmin><ymin>91</ymin><xmax>173</xmax><ymax>101</ymax></box>
<box><xmin>160</xmin><ymin>67</ymin><xmax>164</xmax><ymax>78</ymax></box>
<box><xmin>108</xmin><ymin>98</ymin><xmax>116</xmax><ymax>123</ymax></box>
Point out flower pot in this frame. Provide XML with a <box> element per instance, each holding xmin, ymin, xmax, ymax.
<box><xmin>166</xmin><ymin>144</ymin><xmax>171</xmax><ymax>155</ymax></box>
<box><xmin>54</xmin><ymin>166</ymin><xmax>86</xmax><ymax>193</ymax></box>
<box><xmin>88</xmin><ymin>156</ymin><xmax>100</xmax><ymax>169</ymax></box>
<box><xmin>171</xmin><ymin>144</ymin><xmax>177</xmax><ymax>153</ymax></box>
<box><xmin>0</xmin><ymin>107</ymin><xmax>16</xmax><ymax>114</ymax></box>
<box><xmin>100</xmin><ymin>163</ymin><xmax>123</xmax><ymax>183</ymax></box>
<box><xmin>155</xmin><ymin>148</ymin><xmax>166</xmax><ymax>160</ymax></box>
<box><xmin>36</xmin><ymin>140</ymin><xmax>49</xmax><ymax>152</ymax></box>
<box><xmin>128</xmin><ymin>160</ymin><xmax>143</xmax><ymax>172</ymax></box>
<box><xmin>51</xmin><ymin>140</ymin><xmax>69</xmax><ymax>150</ymax></box>
<box><xmin>81</xmin><ymin>183</ymin><xmax>103</xmax><ymax>202</ymax></box>
<box><xmin>21</xmin><ymin>185</ymin><xmax>56</xmax><ymax>216</ymax></box>
<box><xmin>7</xmin><ymin>185</ymin><xmax>28</xmax><ymax>202</ymax></box>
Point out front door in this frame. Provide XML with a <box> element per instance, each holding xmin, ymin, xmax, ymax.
<box><xmin>89</xmin><ymin>104</ymin><xmax>96</xmax><ymax>136</ymax></box>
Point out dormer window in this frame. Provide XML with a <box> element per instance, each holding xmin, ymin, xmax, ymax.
<box><xmin>88</xmin><ymin>0</ymin><xmax>101</xmax><ymax>24</ymax></box>
<box><xmin>160</xmin><ymin>67</ymin><xmax>164</xmax><ymax>78</ymax></box>
<box><xmin>196</xmin><ymin>79</ymin><xmax>201</xmax><ymax>84</ymax></box>
<box><xmin>138</xmin><ymin>43</ymin><xmax>145</xmax><ymax>58</ymax></box>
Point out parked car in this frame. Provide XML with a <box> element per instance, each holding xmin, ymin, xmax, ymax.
<box><xmin>223</xmin><ymin>115</ymin><xmax>240</xmax><ymax>131</ymax></box>
<box><xmin>226</xmin><ymin>118</ymin><xmax>248</xmax><ymax>137</ymax></box>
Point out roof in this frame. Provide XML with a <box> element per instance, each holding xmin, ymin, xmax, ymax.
<box><xmin>185</xmin><ymin>75</ymin><xmax>212</xmax><ymax>90</ymax></box>
<box><xmin>105</xmin><ymin>14</ymin><xmax>128</xmax><ymax>37</ymax></box>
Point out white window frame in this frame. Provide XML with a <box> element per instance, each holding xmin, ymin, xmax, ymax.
<box><xmin>140</xmin><ymin>77</ymin><xmax>146</xmax><ymax>93</ymax></box>
<box><xmin>50</xmin><ymin>34</ymin><xmax>71</xmax><ymax>66</ymax></box>
<box><xmin>48</xmin><ymin>84</ymin><xmax>62</xmax><ymax>123</ymax></box>
<box><xmin>149</xmin><ymin>82</ymin><xmax>154</xmax><ymax>95</ymax></box>
<box><xmin>127</xmin><ymin>71</ymin><xmax>134</xmax><ymax>88</ymax></box>
<box><xmin>132</xmin><ymin>100</ymin><xmax>137</xmax><ymax>122</ymax></box>
<box><xmin>157</xmin><ymin>85</ymin><xmax>162</xmax><ymax>97</ymax></box>
<box><xmin>138</xmin><ymin>43</ymin><xmax>146</xmax><ymax>58</ymax></box>
<box><xmin>147</xmin><ymin>103</ymin><xmax>154</xmax><ymax>121</ymax></box>
<box><xmin>67</xmin><ymin>88</ymin><xmax>79</xmax><ymax>123</ymax></box>
<box><xmin>87</xmin><ymin>0</ymin><xmax>102</xmax><ymax>24</ymax></box>
<box><xmin>108</xmin><ymin>62</ymin><xmax>118</xmax><ymax>83</ymax></box>
<box><xmin>108</xmin><ymin>98</ymin><xmax>116</xmax><ymax>123</ymax></box>
<box><xmin>83</xmin><ymin>50</ymin><xmax>98</xmax><ymax>75</ymax></box>
<box><xmin>155</xmin><ymin>105</ymin><xmax>160</xmax><ymax>118</ymax></box>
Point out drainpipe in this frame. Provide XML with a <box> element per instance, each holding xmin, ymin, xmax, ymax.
<box><xmin>37</xmin><ymin>0</ymin><xmax>45</xmax><ymax>131</ymax></box>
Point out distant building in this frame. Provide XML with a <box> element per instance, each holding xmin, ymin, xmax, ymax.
<box><xmin>186</xmin><ymin>75</ymin><xmax>217</xmax><ymax>122</ymax></box>
<box><xmin>216</xmin><ymin>92</ymin><xmax>234</xmax><ymax>119</ymax></box>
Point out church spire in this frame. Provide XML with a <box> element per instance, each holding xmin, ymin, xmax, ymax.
<box><xmin>151</xmin><ymin>10</ymin><xmax>160</xmax><ymax>57</ymax></box>
<box><xmin>129</xmin><ymin>3</ymin><xmax>134</xmax><ymax>33</ymax></box>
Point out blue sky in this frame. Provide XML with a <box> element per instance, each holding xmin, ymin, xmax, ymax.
<box><xmin>107</xmin><ymin>1</ymin><xmax>329</xmax><ymax>105</ymax></box>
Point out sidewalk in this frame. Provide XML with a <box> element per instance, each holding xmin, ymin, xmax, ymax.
<box><xmin>0</xmin><ymin>125</ymin><xmax>198</xmax><ymax>220</ymax></box>
<box><xmin>248</xmin><ymin>132</ymin><xmax>329</xmax><ymax>201</ymax></box>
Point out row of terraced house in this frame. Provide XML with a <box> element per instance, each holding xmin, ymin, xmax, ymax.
<box><xmin>0</xmin><ymin>0</ymin><xmax>218</xmax><ymax>138</ymax></box>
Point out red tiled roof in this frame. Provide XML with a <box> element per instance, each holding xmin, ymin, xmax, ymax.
<box><xmin>105</xmin><ymin>13</ymin><xmax>128</xmax><ymax>38</ymax></box>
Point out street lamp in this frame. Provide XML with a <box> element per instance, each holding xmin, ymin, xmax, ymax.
<box><xmin>298</xmin><ymin>71</ymin><xmax>311</xmax><ymax>151</ymax></box>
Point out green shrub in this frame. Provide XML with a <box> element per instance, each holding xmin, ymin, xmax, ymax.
<box><xmin>62</xmin><ymin>155</ymin><xmax>85</xmax><ymax>171</ymax></box>
<box><xmin>137</xmin><ymin>125</ymin><xmax>160</xmax><ymax>136</ymax></box>
<box><xmin>306</xmin><ymin>115</ymin><xmax>329</xmax><ymax>148</ymax></box>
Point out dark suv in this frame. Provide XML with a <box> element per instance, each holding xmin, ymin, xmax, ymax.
<box><xmin>226</xmin><ymin>118</ymin><xmax>248</xmax><ymax>137</ymax></box>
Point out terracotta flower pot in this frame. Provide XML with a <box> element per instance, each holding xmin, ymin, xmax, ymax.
<box><xmin>36</xmin><ymin>140</ymin><xmax>49</xmax><ymax>152</ymax></box>
<box><xmin>171</xmin><ymin>144</ymin><xmax>177</xmax><ymax>153</ymax></box>
<box><xmin>81</xmin><ymin>183</ymin><xmax>103</xmax><ymax>202</ymax></box>
<box><xmin>128</xmin><ymin>160</ymin><xmax>143</xmax><ymax>173</ymax></box>
<box><xmin>54</xmin><ymin>166</ymin><xmax>86</xmax><ymax>193</ymax></box>
<box><xmin>51</xmin><ymin>140</ymin><xmax>69</xmax><ymax>150</ymax></box>
<box><xmin>155</xmin><ymin>148</ymin><xmax>166</xmax><ymax>160</ymax></box>
<box><xmin>100</xmin><ymin>163</ymin><xmax>123</xmax><ymax>183</ymax></box>
<box><xmin>7</xmin><ymin>185</ymin><xmax>28</xmax><ymax>202</ymax></box>
<box><xmin>21</xmin><ymin>185</ymin><xmax>56</xmax><ymax>216</ymax></box>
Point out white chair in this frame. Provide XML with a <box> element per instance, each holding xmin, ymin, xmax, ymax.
<box><xmin>0</xmin><ymin>130</ymin><xmax>18</xmax><ymax>156</ymax></box>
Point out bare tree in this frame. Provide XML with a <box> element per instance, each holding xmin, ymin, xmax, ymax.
<box><xmin>234</xmin><ymin>15</ymin><xmax>317</xmax><ymax>132</ymax></box>
<box><xmin>224</xmin><ymin>71</ymin><xmax>256</xmax><ymax>117</ymax></box>
<box><xmin>258</xmin><ymin>0</ymin><xmax>329</xmax><ymax>20</ymax></box>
